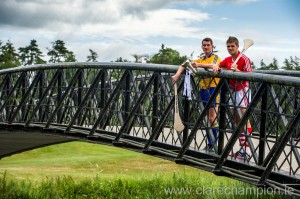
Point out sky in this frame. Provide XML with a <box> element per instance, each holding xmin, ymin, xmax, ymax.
<box><xmin>0</xmin><ymin>0</ymin><xmax>299</xmax><ymax>67</ymax></box>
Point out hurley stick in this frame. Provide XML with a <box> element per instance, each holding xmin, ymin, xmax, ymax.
<box><xmin>182</xmin><ymin>60</ymin><xmax>197</xmax><ymax>74</ymax></box>
<box><xmin>174</xmin><ymin>82</ymin><xmax>185</xmax><ymax>131</ymax></box>
<box><xmin>231</xmin><ymin>39</ymin><xmax>254</xmax><ymax>70</ymax></box>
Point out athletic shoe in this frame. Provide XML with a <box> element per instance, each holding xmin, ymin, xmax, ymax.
<box><xmin>229</xmin><ymin>151</ymin><xmax>250</xmax><ymax>161</ymax></box>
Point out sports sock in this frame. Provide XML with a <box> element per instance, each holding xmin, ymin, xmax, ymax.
<box><xmin>208</xmin><ymin>124</ymin><xmax>219</xmax><ymax>146</ymax></box>
<box><xmin>239</xmin><ymin>131</ymin><xmax>246</xmax><ymax>152</ymax></box>
<box><xmin>212</xmin><ymin>124</ymin><xmax>219</xmax><ymax>143</ymax></box>
<box><xmin>245</xmin><ymin>127</ymin><xmax>253</xmax><ymax>154</ymax></box>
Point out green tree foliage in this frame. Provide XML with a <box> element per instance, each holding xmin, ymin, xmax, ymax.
<box><xmin>0</xmin><ymin>40</ymin><xmax>20</xmax><ymax>69</ymax></box>
<box><xmin>257</xmin><ymin>58</ymin><xmax>279</xmax><ymax>70</ymax></box>
<box><xmin>115</xmin><ymin>57</ymin><xmax>128</xmax><ymax>62</ymax></box>
<box><xmin>282</xmin><ymin>56</ymin><xmax>300</xmax><ymax>70</ymax></box>
<box><xmin>65</xmin><ymin>51</ymin><xmax>77</xmax><ymax>62</ymax></box>
<box><xmin>86</xmin><ymin>49</ymin><xmax>98</xmax><ymax>62</ymax></box>
<box><xmin>148</xmin><ymin>44</ymin><xmax>188</xmax><ymax>65</ymax></box>
<box><xmin>2</xmin><ymin>38</ymin><xmax>300</xmax><ymax>73</ymax></box>
<box><xmin>18</xmin><ymin>39</ymin><xmax>46</xmax><ymax>65</ymax></box>
<box><xmin>47</xmin><ymin>40</ymin><xmax>76</xmax><ymax>63</ymax></box>
<box><xmin>251</xmin><ymin>61</ymin><xmax>256</xmax><ymax>70</ymax></box>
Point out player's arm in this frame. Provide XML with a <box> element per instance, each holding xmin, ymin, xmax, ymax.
<box><xmin>171</xmin><ymin>65</ymin><xmax>185</xmax><ymax>83</ymax></box>
<box><xmin>192</xmin><ymin>62</ymin><xmax>214</xmax><ymax>69</ymax></box>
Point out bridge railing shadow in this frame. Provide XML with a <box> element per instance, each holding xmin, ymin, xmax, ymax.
<box><xmin>0</xmin><ymin>62</ymin><xmax>300</xmax><ymax>196</ymax></box>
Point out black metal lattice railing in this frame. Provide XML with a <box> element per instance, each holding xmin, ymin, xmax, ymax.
<box><xmin>0</xmin><ymin>62</ymin><xmax>300</xmax><ymax>196</ymax></box>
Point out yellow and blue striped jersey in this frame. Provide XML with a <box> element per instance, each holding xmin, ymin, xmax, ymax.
<box><xmin>194</xmin><ymin>53</ymin><xmax>221</xmax><ymax>89</ymax></box>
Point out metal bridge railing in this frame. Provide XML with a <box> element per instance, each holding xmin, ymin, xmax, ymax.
<box><xmin>0</xmin><ymin>62</ymin><xmax>300</xmax><ymax>196</ymax></box>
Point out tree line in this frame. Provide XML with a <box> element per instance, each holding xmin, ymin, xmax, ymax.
<box><xmin>0</xmin><ymin>39</ymin><xmax>299</xmax><ymax>71</ymax></box>
<box><xmin>0</xmin><ymin>39</ymin><xmax>98</xmax><ymax>69</ymax></box>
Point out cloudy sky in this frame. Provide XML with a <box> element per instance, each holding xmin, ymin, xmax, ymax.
<box><xmin>0</xmin><ymin>0</ymin><xmax>299</xmax><ymax>66</ymax></box>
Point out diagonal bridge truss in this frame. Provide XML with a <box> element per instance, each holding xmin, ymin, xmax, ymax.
<box><xmin>0</xmin><ymin>62</ymin><xmax>300</xmax><ymax>196</ymax></box>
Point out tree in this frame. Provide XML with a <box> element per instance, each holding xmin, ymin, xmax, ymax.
<box><xmin>282</xmin><ymin>56</ymin><xmax>300</xmax><ymax>70</ymax></box>
<box><xmin>257</xmin><ymin>58</ymin><xmax>279</xmax><ymax>70</ymax></box>
<box><xmin>65</xmin><ymin>51</ymin><xmax>77</xmax><ymax>62</ymax></box>
<box><xmin>115</xmin><ymin>57</ymin><xmax>128</xmax><ymax>62</ymax></box>
<box><xmin>148</xmin><ymin>44</ymin><xmax>188</xmax><ymax>65</ymax></box>
<box><xmin>0</xmin><ymin>40</ymin><xmax>20</xmax><ymax>69</ymax></box>
<box><xmin>251</xmin><ymin>61</ymin><xmax>256</xmax><ymax>70</ymax></box>
<box><xmin>18</xmin><ymin>39</ymin><xmax>46</xmax><ymax>65</ymax></box>
<box><xmin>86</xmin><ymin>49</ymin><xmax>98</xmax><ymax>62</ymax></box>
<box><xmin>47</xmin><ymin>40</ymin><xmax>76</xmax><ymax>63</ymax></box>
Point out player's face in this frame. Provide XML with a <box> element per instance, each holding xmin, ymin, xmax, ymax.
<box><xmin>227</xmin><ymin>42</ymin><xmax>239</xmax><ymax>56</ymax></box>
<box><xmin>202</xmin><ymin>41</ymin><xmax>213</xmax><ymax>55</ymax></box>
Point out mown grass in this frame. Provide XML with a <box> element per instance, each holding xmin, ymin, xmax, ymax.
<box><xmin>0</xmin><ymin>141</ymin><xmax>295</xmax><ymax>198</ymax></box>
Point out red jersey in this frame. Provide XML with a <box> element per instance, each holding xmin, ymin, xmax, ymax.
<box><xmin>219</xmin><ymin>51</ymin><xmax>252</xmax><ymax>91</ymax></box>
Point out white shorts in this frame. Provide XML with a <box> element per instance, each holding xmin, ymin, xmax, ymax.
<box><xmin>228</xmin><ymin>87</ymin><xmax>251</xmax><ymax>108</ymax></box>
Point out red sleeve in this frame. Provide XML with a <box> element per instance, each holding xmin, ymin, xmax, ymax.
<box><xmin>244</xmin><ymin>58</ymin><xmax>252</xmax><ymax>72</ymax></box>
<box><xmin>240</xmin><ymin>55</ymin><xmax>252</xmax><ymax>72</ymax></box>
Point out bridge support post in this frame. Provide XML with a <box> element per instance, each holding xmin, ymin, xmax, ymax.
<box><xmin>182</xmin><ymin>96</ymin><xmax>190</xmax><ymax>144</ymax></box>
<box><xmin>217</xmin><ymin>80</ymin><xmax>227</xmax><ymax>155</ymax></box>
<box><xmin>258</xmin><ymin>84</ymin><xmax>268</xmax><ymax>165</ymax></box>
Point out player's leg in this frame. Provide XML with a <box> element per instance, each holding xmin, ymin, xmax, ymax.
<box><xmin>208</xmin><ymin>87</ymin><xmax>219</xmax><ymax>148</ymax></box>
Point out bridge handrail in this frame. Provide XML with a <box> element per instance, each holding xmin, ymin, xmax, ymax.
<box><xmin>1</xmin><ymin>62</ymin><xmax>300</xmax><ymax>87</ymax></box>
<box><xmin>0</xmin><ymin>62</ymin><xmax>178</xmax><ymax>74</ymax></box>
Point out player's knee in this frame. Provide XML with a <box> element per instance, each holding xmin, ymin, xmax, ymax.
<box><xmin>208</xmin><ymin>117</ymin><xmax>215</xmax><ymax>125</ymax></box>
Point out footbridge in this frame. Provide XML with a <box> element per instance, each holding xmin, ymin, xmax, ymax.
<box><xmin>0</xmin><ymin>62</ymin><xmax>300</xmax><ymax>196</ymax></box>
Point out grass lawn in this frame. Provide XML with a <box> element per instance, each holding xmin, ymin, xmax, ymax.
<box><xmin>0</xmin><ymin>141</ymin><xmax>220</xmax><ymax>182</ymax></box>
<box><xmin>0</xmin><ymin>141</ymin><xmax>293</xmax><ymax>198</ymax></box>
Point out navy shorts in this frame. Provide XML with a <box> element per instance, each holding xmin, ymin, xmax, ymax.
<box><xmin>199</xmin><ymin>87</ymin><xmax>217</xmax><ymax>108</ymax></box>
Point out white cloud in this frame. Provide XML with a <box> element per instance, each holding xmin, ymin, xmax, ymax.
<box><xmin>0</xmin><ymin>0</ymin><xmax>212</xmax><ymax>62</ymax></box>
<box><xmin>0</xmin><ymin>0</ymin><xmax>299</xmax><ymax>66</ymax></box>
<box><xmin>0</xmin><ymin>0</ymin><xmax>178</xmax><ymax>27</ymax></box>
<box><xmin>0</xmin><ymin>0</ymin><xmax>210</xmax><ymax>42</ymax></box>
<box><xmin>80</xmin><ymin>9</ymin><xmax>209</xmax><ymax>39</ymax></box>
<box><xmin>191</xmin><ymin>0</ymin><xmax>258</xmax><ymax>7</ymax></box>
<box><xmin>220</xmin><ymin>17</ymin><xmax>230</xmax><ymax>21</ymax></box>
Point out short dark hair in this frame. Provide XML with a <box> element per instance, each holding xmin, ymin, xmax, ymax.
<box><xmin>202</xmin><ymin>37</ymin><xmax>213</xmax><ymax>45</ymax></box>
<box><xmin>226</xmin><ymin>36</ymin><xmax>239</xmax><ymax>46</ymax></box>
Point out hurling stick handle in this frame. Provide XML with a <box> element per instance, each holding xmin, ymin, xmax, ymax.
<box><xmin>174</xmin><ymin>82</ymin><xmax>180</xmax><ymax>115</ymax></box>
<box><xmin>232</xmin><ymin>49</ymin><xmax>246</xmax><ymax>65</ymax></box>
<box><xmin>232</xmin><ymin>39</ymin><xmax>254</xmax><ymax>69</ymax></box>
<box><xmin>174</xmin><ymin>82</ymin><xmax>178</xmax><ymax>97</ymax></box>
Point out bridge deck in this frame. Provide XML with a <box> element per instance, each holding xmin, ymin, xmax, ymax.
<box><xmin>0</xmin><ymin>130</ymin><xmax>74</xmax><ymax>159</ymax></box>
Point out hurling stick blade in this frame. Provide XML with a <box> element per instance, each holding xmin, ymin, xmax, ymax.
<box><xmin>243</xmin><ymin>39</ymin><xmax>254</xmax><ymax>50</ymax></box>
<box><xmin>174</xmin><ymin>111</ymin><xmax>185</xmax><ymax>131</ymax></box>
<box><xmin>181</xmin><ymin>60</ymin><xmax>197</xmax><ymax>74</ymax></box>
<box><xmin>231</xmin><ymin>38</ymin><xmax>254</xmax><ymax>69</ymax></box>
<box><xmin>174</xmin><ymin>82</ymin><xmax>185</xmax><ymax>131</ymax></box>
